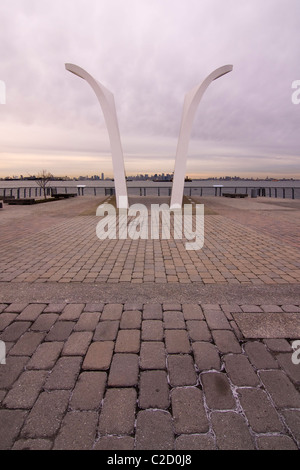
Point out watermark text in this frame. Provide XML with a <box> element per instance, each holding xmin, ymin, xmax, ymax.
<box><xmin>96</xmin><ymin>203</ymin><xmax>204</xmax><ymax>251</ymax></box>
<box><xmin>292</xmin><ymin>80</ymin><xmax>300</xmax><ymax>104</ymax></box>
<box><xmin>0</xmin><ymin>80</ymin><xmax>6</xmax><ymax>104</ymax></box>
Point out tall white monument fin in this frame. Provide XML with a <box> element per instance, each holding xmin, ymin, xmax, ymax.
<box><xmin>65</xmin><ymin>63</ymin><xmax>128</xmax><ymax>209</ymax></box>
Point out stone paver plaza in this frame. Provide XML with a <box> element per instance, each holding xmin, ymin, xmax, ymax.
<box><xmin>0</xmin><ymin>195</ymin><xmax>300</xmax><ymax>450</ymax></box>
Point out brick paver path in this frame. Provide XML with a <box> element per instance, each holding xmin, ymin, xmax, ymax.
<box><xmin>0</xmin><ymin>196</ymin><xmax>299</xmax><ymax>284</ymax></box>
<box><xmin>0</xmin><ymin>196</ymin><xmax>300</xmax><ymax>450</ymax></box>
<box><xmin>1</xmin><ymin>302</ymin><xmax>300</xmax><ymax>450</ymax></box>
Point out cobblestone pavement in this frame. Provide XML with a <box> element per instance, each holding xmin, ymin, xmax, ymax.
<box><xmin>0</xmin><ymin>196</ymin><xmax>300</xmax><ymax>451</ymax></box>
<box><xmin>1</xmin><ymin>302</ymin><xmax>300</xmax><ymax>450</ymax></box>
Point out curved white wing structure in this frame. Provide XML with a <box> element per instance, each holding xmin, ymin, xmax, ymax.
<box><xmin>170</xmin><ymin>65</ymin><xmax>233</xmax><ymax>209</ymax></box>
<box><xmin>65</xmin><ymin>63</ymin><xmax>128</xmax><ymax>209</ymax></box>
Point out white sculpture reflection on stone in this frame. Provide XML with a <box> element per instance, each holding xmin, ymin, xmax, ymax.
<box><xmin>170</xmin><ymin>65</ymin><xmax>233</xmax><ymax>209</ymax></box>
<box><xmin>65</xmin><ymin>63</ymin><xmax>128</xmax><ymax>209</ymax></box>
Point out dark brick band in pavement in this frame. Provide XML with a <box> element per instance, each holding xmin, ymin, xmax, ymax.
<box><xmin>1</xmin><ymin>302</ymin><xmax>300</xmax><ymax>450</ymax></box>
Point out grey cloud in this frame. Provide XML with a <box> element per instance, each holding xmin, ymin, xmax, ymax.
<box><xmin>0</xmin><ymin>0</ymin><xmax>299</xmax><ymax>177</ymax></box>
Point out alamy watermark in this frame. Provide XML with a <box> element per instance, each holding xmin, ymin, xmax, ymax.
<box><xmin>96</xmin><ymin>202</ymin><xmax>204</xmax><ymax>251</ymax></box>
<box><xmin>292</xmin><ymin>80</ymin><xmax>300</xmax><ymax>104</ymax></box>
<box><xmin>292</xmin><ymin>340</ymin><xmax>300</xmax><ymax>365</ymax></box>
<box><xmin>0</xmin><ymin>80</ymin><xmax>6</xmax><ymax>104</ymax></box>
<box><xmin>0</xmin><ymin>341</ymin><xmax>6</xmax><ymax>365</ymax></box>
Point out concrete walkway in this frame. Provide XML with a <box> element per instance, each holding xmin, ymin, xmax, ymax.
<box><xmin>0</xmin><ymin>196</ymin><xmax>299</xmax><ymax>450</ymax></box>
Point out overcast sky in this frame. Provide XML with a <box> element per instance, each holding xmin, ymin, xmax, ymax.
<box><xmin>0</xmin><ymin>0</ymin><xmax>299</xmax><ymax>179</ymax></box>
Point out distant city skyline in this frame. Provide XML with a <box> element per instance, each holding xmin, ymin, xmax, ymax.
<box><xmin>1</xmin><ymin>172</ymin><xmax>298</xmax><ymax>182</ymax></box>
<box><xmin>1</xmin><ymin>1</ymin><xmax>299</xmax><ymax>179</ymax></box>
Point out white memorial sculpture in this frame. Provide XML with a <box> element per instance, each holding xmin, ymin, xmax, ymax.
<box><xmin>65</xmin><ymin>63</ymin><xmax>128</xmax><ymax>209</ymax></box>
<box><xmin>170</xmin><ymin>65</ymin><xmax>233</xmax><ymax>209</ymax></box>
<box><xmin>66</xmin><ymin>63</ymin><xmax>232</xmax><ymax>209</ymax></box>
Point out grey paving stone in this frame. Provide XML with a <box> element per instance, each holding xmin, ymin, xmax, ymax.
<box><xmin>101</xmin><ymin>304</ymin><xmax>123</xmax><ymax>320</ymax></box>
<box><xmin>276</xmin><ymin>353</ymin><xmax>300</xmax><ymax>384</ymax></box>
<box><xmin>0</xmin><ymin>313</ymin><xmax>18</xmax><ymax>331</ymax></box>
<box><xmin>9</xmin><ymin>332</ymin><xmax>45</xmax><ymax>356</ymax></box>
<box><xmin>201</xmin><ymin>372</ymin><xmax>236</xmax><ymax>410</ymax></box>
<box><xmin>60</xmin><ymin>303</ymin><xmax>85</xmax><ymax>321</ymax></box>
<box><xmin>94</xmin><ymin>436</ymin><xmax>135</xmax><ymax>450</ymax></box>
<box><xmin>120</xmin><ymin>310</ymin><xmax>142</xmax><ymax>329</ymax></box>
<box><xmin>31</xmin><ymin>314</ymin><xmax>58</xmax><ymax>331</ymax></box>
<box><xmin>211</xmin><ymin>411</ymin><xmax>255</xmax><ymax>450</ymax></box>
<box><xmin>139</xmin><ymin>370</ymin><xmax>169</xmax><ymax>409</ymax></box>
<box><xmin>143</xmin><ymin>303</ymin><xmax>163</xmax><ymax>320</ymax></box>
<box><xmin>108</xmin><ymin>354</ymin><xmax>139</xmax><ymax>387</ymax></box>
<box><xmin>53</xmin><ymin>411</ymin><xmax>98</xmax><ymax>450</ymax></box>
<box><xmin>175</xmin><ymin>434</ymin><xmax>216</xmax><ymax>450</ymax></box>
<box><xmin>163</xmin><ymin>311</ymin><xmax>185</xmax><ymax>329</ymax></box>
<box><xmin>74</xmin><ymin>312</ymin><xmax>101</xmax><ymax>331</ymax></box>
<box><xmin>259</xmin><ymin>370</ymin><xmax>300</xmax><ymax>408</ymax></box>
<box><xmin>123</xmin><ymin>302</ymin><xmax>143</xmax><ymax>311</ymax></box>
<box><xmin>186</xmin><ymin>321</ymin><xmax>211</xmax><ymax>342</ymax></box>
<box><xmin>115</xmin><ymin>329</ymin><xmax>140</xmax><ymax>353</ymax></box>
<box><xmin>233</xmin><ymin>313</ymin><xmax>300</xmax><ymax>338</ymax></box>
<box><xmin>263</xmin><ymin>338</ymin><xmax>292</xmax><ymax>352</ymax></box>
<box><xmin>4</xmin><ymin>303</ymin><xmax>28</xmax><ymax>313</ymax></box>
<box><xmin>202</xmin><ymin>304</ymin><xmax>222</xmax><ymax>311</ymax></box>
<box><xmin>16</xmin><ymin>304</ymin><xmax>46</xmax><ymax>321</ymax></box>
<box><xmin>93</xmin><ymin>321</ymin><xmax>119</xmax><ymax>341</ymax></box>
<box><xmin>142</xmin><ymin>320</ymin><xmax>163</xmax><ymax>341</ymax></box>
<box><xmin>224</xmin><ymin>354</ymin><xmax>260</xmax><ymax>386</ymax></box>
<box><xmin>256</xmin><ymin>435</ymin><xmax>298</xmax><ymax>450</ymax></box>
<box><xmin>192</xmin><ymin>342</ymin><xmax>221</xmax><ymax>371</ymax></box>
<box><xmin>43</xmin><ymin>303</ymin><xmax>66</xmax><ymax>313</ymax></box>
<box><xmin>241</xmin><ymin>305</ymin><xmax>263</xmax><ymax>313</ymax></box>
<box><xmin>167</xmin><ymin>355</ymin><xmax>197</xmax><ymax>386</ymax></box>
<box><xmin>182</xmin><ymin>304</ymin><xmax>204</xmax><ymax>320</ymax></box>
<box><xmin>62</xmin><ymin>331</ymin><xmax>93</xmax><ymax>356</ymax></box>
<box><xmin>45</xmin><ymin>321</ymin><xmax>75</xmax><ymax>342</ymax></box>
<box><xmin>98</xmin><ymin>388</ymin><xmax>136</xmax><ymax>435</ymax></box>
<box><xmin>12</xmin><ymin>439</ymin><xmax>52</xmax><ymax>450</ymax></box>
<box><xmin>0</xmin><ymin>356</ymin><xmax>29</xmax><ymax>389</ymax></box>
<box><xmin>281</xmin><ymin>410</ymin><xmax>300</xmax><ymax>443</ymax></box>
<box><xmin>260</xmin><ymin>304</ymin><xmax>283</xmax><ymax>313</ymax></box>
<box><xmin>244</xmin><ymin>341</ymin><xmax>278</xmax><ymax>369</ymax></box>
<box><xmin>84</xmin><ymin>303</ymin><xmax>104</xmax><ymax>312</ymax></box>
<box><xmin>135</xmin><ymin>410</ymin><xmax>174</xmax><ymax>450</ymax></box>
<box><xmin>203</xmin><ymin>309</ymin><xmax>231</xmax><ymax>330</ymax></box>
<box><xmin>163</xmin><ymin>302</ymin><xmax>181</xmax><ymax>312</ymax></box>
<box><xmin>0</xmin><ymin>322</ymin><xmax>31</xmax><ymax>342</ymax></box>
<box><xmin>27</xmin><ymin>342</ymin><xmax>63</xmax><ymax>370</ymax></box>
<box><xmin>237</xmin><ymin>388</ymin><xmax>283</xmax><ymax>433</ymax></box>
<box><xmin>0</xmin><ymin>410</ymin><xmax>28</xmax><ymax>450</ymax></box>
<box><xmin>139</xmin><ymin>341</ymin><xmax>166</xmax><ymax>369</ymax></box>
<box><xmin>83</xmin><ymin>342</ymin><xmax>114</xmax><ymax>370</ymax></box>
<box><xmin>212</xmin><ymin>330</ymin><xmax>242</xmax><ymax>354</ymax></box>
<box><xmin>165</xmin><ymin>329</ymin><xmax>191</xmax><ymax>354</ymax></box>
<box><xmin>171</xmin><ymin>387</ymin><xmax>209</xmax><ymax>433</ymax></box>
<box><xmin>45</xmin><ymin>356</ymin><xmax>82</xmax><ymax>390</ymax></box>
<box><xmin>230</xmin><ymin>320</ymin><xmax>244</xmax><ymax>341</ymax></box>
<box><xmin>281</xmin><ymin>305</ymin><xmax>300</xmax><ymax>313</ymax></box>
<box><xmin>70</xmin><ymin>372</ymin><xmax>106</xmax><ymax>411</ymax></box>
<box><xmin>21</xmin><ymin>390</ymin><xmax>70</xmax><ymax>438</ymax></box>
<box><xmin>3</xmin><ymin>370</ymin><xmax>48</xmax><ymax>409</ymax></box>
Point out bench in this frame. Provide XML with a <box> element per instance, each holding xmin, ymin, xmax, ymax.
<box><xmin>222</xmin><ymin>193</ymin><xmax>248</xmax><ymax>198</ymax></box>
<box><xmin>8</xmin><ymin>199</ymin><xmax>36</xmax><ymax>205</ymax></box>
<box><xmin>52</xmin><ymin>193</ymin><xmax>77</xmax><ymax>199</ymax></box>
<box><xmin>51</xmin><ymin>188</ymin><xmax>77</xmax><ymax>199</ymax></box>
<box><xmin>0</xmin><ymin>196</ymin><xmax>15</xmax><ymax>202</ymax></box>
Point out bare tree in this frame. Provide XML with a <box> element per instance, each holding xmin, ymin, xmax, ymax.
<box><xmin>36</xmin><ymin>170</ymin><xmax>53</xmax><ymax>200</ymax></box>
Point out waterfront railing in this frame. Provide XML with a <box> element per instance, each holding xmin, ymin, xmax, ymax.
<box><xmin>0</xmin><ymin>185</ymin><xmax>299</xmax><ymax>200</ymax></box>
